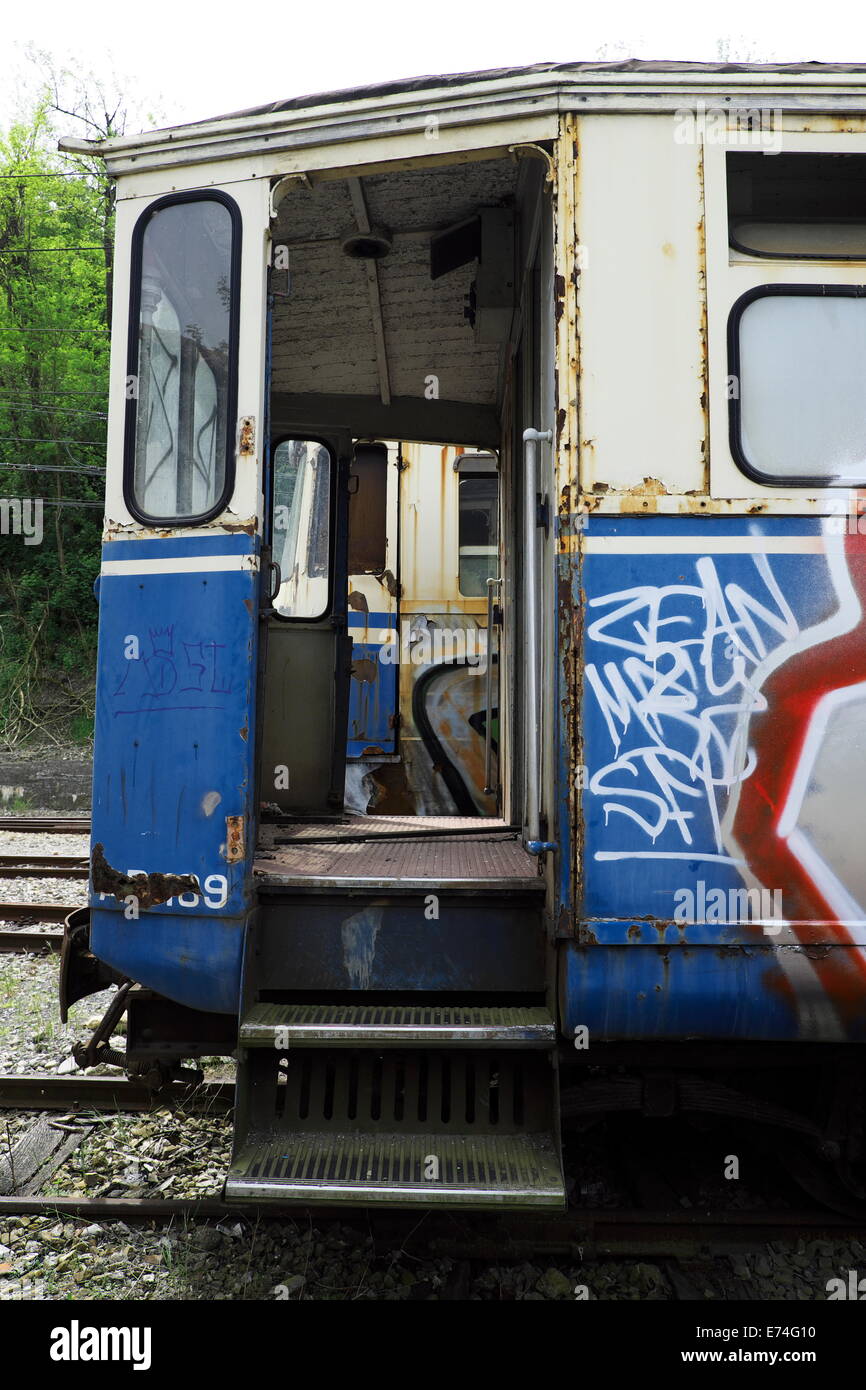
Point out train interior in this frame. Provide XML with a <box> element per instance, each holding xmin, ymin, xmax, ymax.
<box><xmin>253</xmin><ymin>148</ymin><xmax>554</xmax><ymax>891</ymax></box>
<box><xmin>227</xmin><ymin>147</ymin><xmax>565</xmax><ymax>1205</ymax></box>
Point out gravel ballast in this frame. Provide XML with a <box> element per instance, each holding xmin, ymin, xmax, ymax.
<box><xmin>1</xmin><ymin>828</ymin><xmax>865</xmax><ymax>1300</ymax></box>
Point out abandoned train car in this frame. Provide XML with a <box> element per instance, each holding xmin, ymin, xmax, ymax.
<box><xmin>59</xmin><ymin>61</ymin><xmax>866</xmax><ymax>1207</ymax></box>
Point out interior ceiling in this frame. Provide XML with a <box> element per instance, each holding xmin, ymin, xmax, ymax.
<box><xmin>271</xmin><ymin>156</ymin><xmax>518</xmax><ymax>410</ymax></box>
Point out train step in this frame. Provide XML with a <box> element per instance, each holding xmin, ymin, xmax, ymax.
<box><xmin>225</xmin><ymin>1132</ymin><xmax>564</xmax><ymax>1207</ymax></box>
<box><xmin>226</xmin><ymin>1042</ymin><xmax>565</xmax><ymax>1209</ymax></box>
<box><xmin>238</xmin><ymin>1002</ymin><xmax>555</xmax><ymax>1047</ymax></box>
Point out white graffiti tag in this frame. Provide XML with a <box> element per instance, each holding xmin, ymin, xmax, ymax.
<box><xmin>586</xmin><ymin>554</ymin><xmax>799</xmax><ymax>855</ymax></box>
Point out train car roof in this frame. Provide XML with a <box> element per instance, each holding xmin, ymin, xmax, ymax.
<box><xmin>220</xmin><ymin>60</ymin><xmax>866</xmax><ymax>121</ymax></box>
<box><xmin>59</xmin><ymin>59</ymin><xmax>866</xmax><ymax>175</ymax></box>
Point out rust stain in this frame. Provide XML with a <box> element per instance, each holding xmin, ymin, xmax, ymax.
<box><xmin>91</xmin><ymin>843</ymin><xmax>200</xmax><ymax>910</ymax></box>
<box><xmin>351</xmin><ymin>657</ymin><xmax>378</xmax><ymax>684</ymax></box>
<box><xmin>348</xmin><ymin>590</ymin><xmax>369</xmax><ymax>614</ymax></box>
<box><xmin>225</xmin><ymin>815</ymin><xmax>244</xmax><ymax>864</ymax></box>
<box><xmin>238</xmin><ymin>417</ymin><xmax>256</xmax><ymax>455</ymax></box>
<box><xmin>554</xmin><ymin>272</ymin><xmax>566</xmax><ymax>323</ymax></box>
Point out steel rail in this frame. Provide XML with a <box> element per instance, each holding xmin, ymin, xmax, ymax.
<box><xmin>0</xmin><ymin>1198</ymin><xmax>860</xmax><ymax>1253</ymax></box>
<box><xmin>0</xmin><ymin>817</ymin><xmax>90</xmax><ymax>832</ymax></box>
<box><xmin>0</xmin><ymin>854</ymin><xmax>87</xmax><ymax>869</ymax></box>
<box><xmin>0</xmin><ymin>901</ymin><xmax>78</xmax><ymax>922</ymax></box>
<box><xmin>0</xmin><ymin>865</ymin><xmax>88</xmax><ymax>880</ymax></box>
<box><xmin>0</xmin><ymin>929</ymin><xmax>63</xmax><ymax>953</ymax></box>
<box><xmin>0</xmin><ymin>1074</ymin><xmax>234</xmax><ymax>1111</ymax></box>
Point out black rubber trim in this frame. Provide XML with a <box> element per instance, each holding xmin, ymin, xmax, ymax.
<box><xmin>728</xmin><ymin>281</ymin><xmax>866</xmax><ymax>489</ymax></box>
<box><xmin>729</xmin><ymin>218</ymin><xmax>866</xmax><ymax>262</ymax></box>
<box><xmin>268</xmin><ymin>435</ymin><xmax>337</xmax><ymax>624</ymax></box>
<box><xmin>123</xmin><ymin>190</ymin><xmax>243</xmax><ymax>527</ymax></box>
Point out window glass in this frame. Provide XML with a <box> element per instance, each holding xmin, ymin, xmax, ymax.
<box><xmin>733</xmin><ymin>291</ymin><xmax>866</xmax><ymax>484</ymax></box>
<box><xmin>130</xmin><ymin>198</ymin><xmax>236</xmax><ymax>520</ymax></box>
<box><xmin>458</xmin><ymin>474</ymin><xmax>499</xmax><ymax>596</ymax></box>
<box><xmin>731</xmin><ymin>220</ymin><xmax>866</xmax><ymax>259</ymax></box>
<box><xmin>727</xmin><ymin>152</ymin><xmax>866</xmax><ymax>260</ymax></box>
<box><xmin>272</xmin><ymin>440</ymin><xmax>332</xmax><ymax>618</ymax></box>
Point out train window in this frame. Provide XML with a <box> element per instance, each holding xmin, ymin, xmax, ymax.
<box><xmin>125</xmin><ymin>193</ymin><xmax>240</xmax><ymax>524</ymax></box>
<box><xmin>458</xmin><ymin>472</ymin><xmax>499</xmax><ymax>596</ymax></box>
<box><xmin>348</xmin><ymin>442</ymin><xmax>388</xmax><ymax>574</ymax></box>
<box><xmin>271</xmin><ymin>439</ymin><xmax>332</xmax><ymax>619</ymax></box>
<box><xmin>728</xmin><ymin>153</ymin><xmax>866</xmax><ymax>259</ymax></box>
<box><xmin>729</xmin><ymin>285</ymin><xmax>866</xmax><ymax>486</ymax></box>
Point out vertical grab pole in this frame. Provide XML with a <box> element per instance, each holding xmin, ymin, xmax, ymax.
<box><xmin>483</xmin><ymin>575</ymin><xmax>502</xmax><ymax>796</ymax></box>
<box><xmin>523</xmin><ymin>427</ymin><xmax>552</xmax><ymax>847</ymax></box>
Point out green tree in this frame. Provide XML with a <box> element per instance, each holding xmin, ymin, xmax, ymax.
<box><xmin>0</xmin><ymin>71</ymin><xmax>123</xmax><ymax>745</ymax></box>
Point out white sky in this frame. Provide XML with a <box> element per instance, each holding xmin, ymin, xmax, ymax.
<box><xmin>3</xmin><ymin>0</ymin><xmax>866</xmax><ymax>136</ymax></box>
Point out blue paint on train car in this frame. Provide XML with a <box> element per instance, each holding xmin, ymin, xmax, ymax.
<box><xmin>90</xmin><ymin>907</ymin><xmax>244</xmax><ymax>1013</ymax></box>
<box><xmin>576</xmin><ymin>514</ymin><xmax>836</xmax><ymax>942</ymax></box>
<box><xmin>561</xmin><ymin>512</ymin><xmax>866</xmax><ymax>1041</ymax></box>
<box><xmin>89</xmin><ymin>532</ymin><xmax>259</xmax><ymax>1014</ymax></box>
<box><xmin>559</xmin><ymin>943</ymin><xmax>804</xmax><ymax>1039</ymax></box>
<box><xmin>346</xmin><ymin>610</ymin><xmax>397</xmax><ymax>756</ymax></box>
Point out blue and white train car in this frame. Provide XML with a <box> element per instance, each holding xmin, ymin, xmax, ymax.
<box><xmin>60</xmin><ymin>61</ymin><xmax>866</xmax><ymax>1207</ymax></box>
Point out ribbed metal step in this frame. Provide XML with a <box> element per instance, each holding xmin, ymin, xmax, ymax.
<box><xmin>240</xmin><ymin>1003</ymin><xmax>555</xmax><ymax>1048</ymax></box>
<box><xmin>225</xmin><ymin>1132</ymin><xmax>565</xmax><ymax>1207</ymax></box>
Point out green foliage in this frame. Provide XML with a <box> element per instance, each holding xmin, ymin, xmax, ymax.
<box><xmin>0</xmin><ymin>88</ymin><xmax>112</xmax><ymax>746</ymax></box>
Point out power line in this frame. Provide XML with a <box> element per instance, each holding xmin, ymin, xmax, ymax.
<box><xmin>0</xmin><ymin>462</ymin><xmax>104</xmax><ymax>475</ymax></box>
<box><xmin>0</xmin><ymin>436</ymin><xmax>105</xmax><ymax>447</ymax></box>
<box><xmin>0</xmin><ymin>399</ymin><xmax>106</xmax><ymax>419</ymax></box>
<box><xmin>0</xmin><ymin>327</ymin><xmax>107</xmax><ymax>335</ymax></box>
<box><xmin>0</xmin><ymin>496</ymin><xmax>103</xmax><ymax>509</ymax></box>
<box><xmin>0</xmin><ymin>386</ymin><xmax>107</xmax><ymax>399</ymax></box>
<box><xmin>0</xmin><ymin>171</ymin><xmax>103</xmax><ymax>180</ymax></box>
<box><xmin>0</xmin><ymin>247</ymin><xmax>104</xmax><ymax>255</ymax></box>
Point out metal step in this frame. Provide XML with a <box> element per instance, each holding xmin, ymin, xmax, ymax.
<box><xmin>225</xmin><ymin>1132</ymin><xmax>565</xmax><ymax>1207</ymax></box>
<box><xmin>240</xmin><ymin>1003</ymin><xmax>555</xmax><ymax>1048</ymax></box>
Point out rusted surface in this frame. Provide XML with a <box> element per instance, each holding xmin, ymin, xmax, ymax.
<box><xmin>553</xmin><ymin>113</ymin><xmax>581</xmax><ymax>938</ymax></box>
<box><xmin>225</xmin><ymin>816</ymin><xmax>245</xmax><ymax>864</ymax></box>
<box><xmin>90</xmin><ymin>843</ymin><xmax>200</xmax><ymax>910</ymax></box>
<box><xmin>238</xmin><ymin>416</ymin><xmax>256</xmax><ymax>454</ymax></box>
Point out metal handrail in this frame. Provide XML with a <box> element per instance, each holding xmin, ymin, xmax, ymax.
<box><xmin>523</xmin><ymin>427</ymin><xmax>552</xmax><ymax>846</ymax></box>
<box><xmin>483</xmin><ymin>575</ymin><xmax>502</xmax><ymax>795</ymax></box>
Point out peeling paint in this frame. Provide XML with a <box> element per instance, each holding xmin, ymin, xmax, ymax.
<box><xmin>341</xmin><ymin>905</ymin><xmax>383</xmax><ymax>988</ymax></box>
<box><xmin>90</xmin><ymin>842</ymin><xmax>200</xmax><ymax>910</ymax></box>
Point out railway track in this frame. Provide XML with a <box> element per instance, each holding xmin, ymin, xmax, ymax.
<box><xmin>1</xmin><ymin>1072</ymin><xmax>863</xmax><ymax>1264</ymax></box>
<box><xmin>0</xmin><ymin>929</ymin><xmax>62</xmax><ymax>952</ymax></box>
<box><xmin>0</xmin><ymin>854</ymin><xmax>88</xmax><ymax>880</ymax></box>
<box><xmin>0</xmin><ymin>817</ymin><xmax>89</xmax><ymax>833</ymax></box>
<box><xmin>0</xmin><ymin>1074</ymin><xmax>234</xmax><ymax>1112</ymax></box>
<box><xmin>0</xmin><ymin>901</ymin><xmax>78</xmax><ymax>922</ymax></box>
<box><xmin>0</xmin><ymin>1195</ymin><xmax>858</xmax><ymax>1256</ymax></box>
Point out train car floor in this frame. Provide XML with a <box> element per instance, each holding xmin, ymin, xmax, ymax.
<box><xmin>253</xmin><ymin>816</ymin><xmax>542</xmax><ymax>890</ymax></box>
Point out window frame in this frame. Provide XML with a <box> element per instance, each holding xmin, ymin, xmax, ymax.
<box><xmin>727</xmin><ymin>281</ymin><xmax>866</xmax><ymax>489</ymax></box>
<box><xmin>268</xmin><ymin>433</ymin><xmax>337</xmax><ymax>624</ymax></box>
<box><xmin>123</xmin><ymin>189</ymin><xmax>242</xmax><ymax>527</ymax></box>
<box><xmin>456</xmin><ymin>460</ymin><xmax>500</xmax><ymax>599</ymax></box>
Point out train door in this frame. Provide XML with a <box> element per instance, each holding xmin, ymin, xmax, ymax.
<box><xmin>258</xmin><ymin>434</ymin><xmax>353</xmax><ymax>816</ymax></box>
<box><xmin>509</xmin><ymin>197</ymin><xmax>557</xmax><ymax>850</ymax></box>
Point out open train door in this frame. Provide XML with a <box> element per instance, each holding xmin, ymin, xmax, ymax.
<box><xmin>258</xmin><ymin>434</ymin><xmax>353</xmax><ymax>816</ymax></box>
